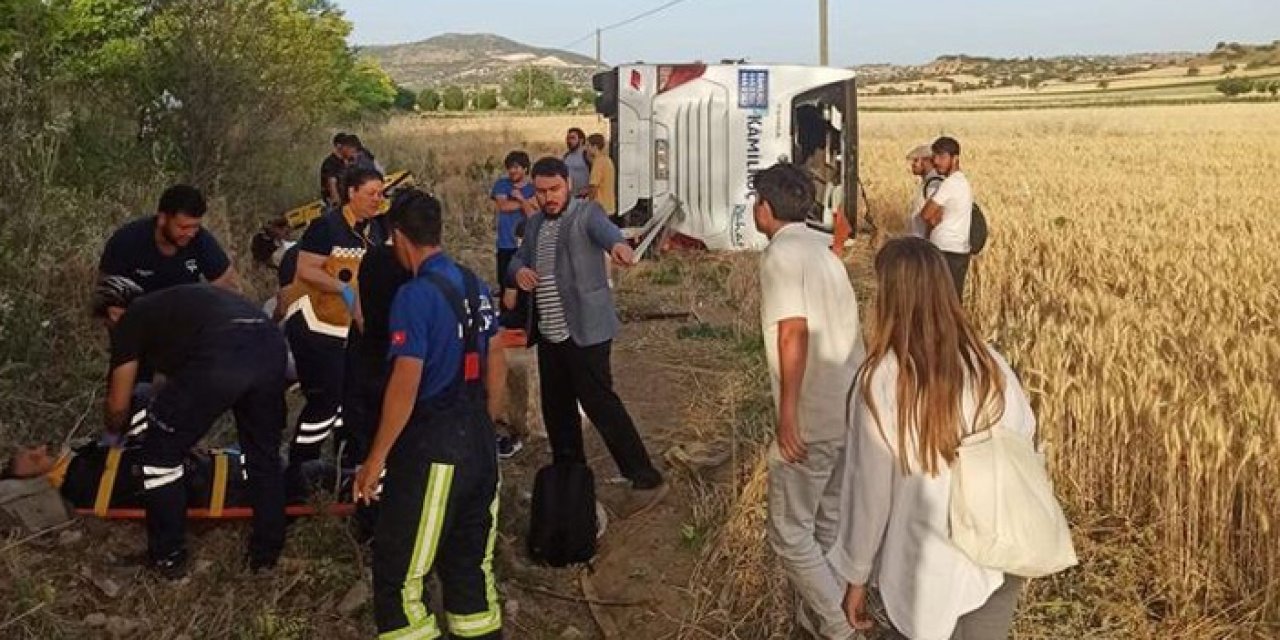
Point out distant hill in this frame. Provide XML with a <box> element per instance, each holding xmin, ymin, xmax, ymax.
<box><xmin>360</xmin><ymin>33</ymin><xmax>600</xmax><ymax>90</ymax></box>
<box><xmin>853</xmin><ymin>41</ymin><xmax>1280</xmax><ymax>94</ymax></box>
<box><xmin>855</xmin><ymin>52</ymin><xmax>1199</xmax><ymax>86</ymax></box>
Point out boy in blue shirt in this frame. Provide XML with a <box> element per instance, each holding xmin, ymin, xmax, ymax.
<box><xmin>491</xmin><ymin>150</ymin><xmax>537</xmax><ymax>294</ymax></box>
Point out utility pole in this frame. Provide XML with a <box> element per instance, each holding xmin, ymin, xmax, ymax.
<box><xmin>595</xmin><ymin>28</ymin><xmax>602</xmax><ymax>69</ymax></box>
<box><xmin>819</xmin><ymin>0</ymin><xmax>829</xmax><ymax>66</ymax></box>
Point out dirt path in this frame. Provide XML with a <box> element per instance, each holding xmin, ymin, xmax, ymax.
<box><xmin>493</xmin><ymin>305</ymin><xmax>741</xmax><ymax>640</ymax></box>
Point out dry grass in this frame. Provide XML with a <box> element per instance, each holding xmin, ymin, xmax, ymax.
<box><xmin>683</xmin><ymin>102</ymin><xmax>1280</xmax><ymax>638</ymax></box>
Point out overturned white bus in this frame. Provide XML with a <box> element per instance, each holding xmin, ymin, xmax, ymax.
<box><xmin>593</xmin><ymin>62</ymin><xmax>858</xmax><ymax>252</ymax></box>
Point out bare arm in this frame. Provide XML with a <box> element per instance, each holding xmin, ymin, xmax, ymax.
<box><xmin>104</xmin><ymin>361</ymin><xmax>139</xmax><ymax>435</ymax></box>
<box><xmin>776</xmin><ymin>317</ymin><xmax>809</xmax><ymax>462</ymax></box>
<box><xmin>493</xmin><ymin>195</ymin><xmax>522</xmax><ymax>213</ymax></box>
<box><xmin>296</xmin><ymin>250</ymin><xmax>344</xmax><ymax>294</ymax></box>
<box><xmin>208</xmin><ymin>265</ymin><xmax>241</xmax><ymax>292</ymax></box>
<box><xmin>326</xmin><ymin>178</ymin><xmax>341</xmax><ymax>206</ymax></box>
<box><xmin>921</xmin><ymin>200</ymin><xmax>944</xmax><ymax>229</ymax></box>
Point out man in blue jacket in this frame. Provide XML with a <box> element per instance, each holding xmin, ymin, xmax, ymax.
<box><xmin>509</xmin><ymin>157</ymin><xmax>665</xmax><ymax>505</ymax></box>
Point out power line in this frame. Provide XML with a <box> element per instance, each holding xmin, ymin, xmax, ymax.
<box><xmin>558</xmin><ymin>0</ymin><xmax>697</xmax><ymax>51</ymax></box>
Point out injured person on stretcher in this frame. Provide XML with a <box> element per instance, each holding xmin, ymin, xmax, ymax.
<box><xmin>2</xmin><ymin>439</ymin><xmax>355</xmax><ymax>519</ymax></box>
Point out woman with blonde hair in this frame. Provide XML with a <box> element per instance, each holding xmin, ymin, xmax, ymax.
<box><xmin>830</xmin><ymin>236</ymin><xmax>1036</xmax><ymax>639</ymax></box>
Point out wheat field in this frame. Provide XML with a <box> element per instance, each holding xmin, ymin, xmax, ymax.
<box><xmin>868</xmin><ymin>103</ymin><xmax>1279</xmax><ymax>636</ymax></box>
<box><xmin>674</xmin><ymin>102</ymin><xmax>1280</xmax><ymax>638</ymax></box>
<box><xmin>384</xmin><ymin>104</ymin><xmax>1280</xmax><ymax>636</ymax></box>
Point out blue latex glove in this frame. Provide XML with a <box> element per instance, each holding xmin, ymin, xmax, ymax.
<box><xmin>99</xmin><ymin>432</ymin><xmax>126</xmax><ymax>448</ymax></box>
<box><xmin>339</xmin><ymin>283</ymin><xmax>357</xmax><ymax>312</ymax></box>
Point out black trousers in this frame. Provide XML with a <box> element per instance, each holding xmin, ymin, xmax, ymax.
<box><xmin>342</xmin><ymin>342</ymin><xmax>390</xmax><ymax>537</ymax></box>
<box><xmin>537</xmin><ymin>339</ymin><xmax>661</xmax><ymax>488</ymax></box>
<box><xmin>495</xmin><ymin>248</ymin><xmax>517</xmax><ymax>292</ymax></box>
<box><xmin>495</xmin><ymin>249</ymin><xmax>529</xmax><ymax>330</ymax></box>
<box><xmin>941</xmin><ymin>250</ymin><xmax>972</xmax><ymax>300</ymax></box>
<box><xmin>140</xmin><ymin>324</ymin><xmax>287</xmax><ymax>565</ymax></box>
<box><xmin>373</xmin><ymin>398</ymin><xmax>502</xmax><ymax>639</ymax></box>
<box><xmin>285</xmin><ymin>314</ymin><xmax>345</xmax><ymax>466</ymax></box>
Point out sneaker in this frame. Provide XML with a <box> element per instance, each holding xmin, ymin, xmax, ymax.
<box><xmin>595</xmin><ymin>501</ymin><xmax>609</xmax><ymax>539</ymax></box>
<box><xmin>147</xmin><ymin>550</ymin><xmax>189</xmax><ymax>581</ymax></box>
<box><xmin>496</xmin><ymin>434</ymin><xmax>524</xmax><ymax>460</ymax></box>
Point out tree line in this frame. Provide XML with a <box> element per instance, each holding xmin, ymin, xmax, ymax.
<box><xmin>412</xmin><ymin>68</ymin><xmax>596</xmax><ymax>112</ymax></box>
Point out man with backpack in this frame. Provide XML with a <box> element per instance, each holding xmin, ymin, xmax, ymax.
<box><xmin>352</xmin><ymin>190</ymin><xmax>503</xmax><ymax>640</ymax></box>
<box><xmin>918</xmin><ymin>136</ymin><xmax>976</xmax><ymax>298</ymax></box>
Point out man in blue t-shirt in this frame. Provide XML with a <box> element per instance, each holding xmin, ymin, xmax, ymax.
<box><xmin>352</xmin><ymin>190</ymin><xmax>504</xmax><ymax>640</ymax></box>
<box><xmin>99</xmin><ymin>184</ymin><xmax>238</xmax><ymax>294</ymax></box>
<box><xmin>490</xmin><ymin>150</ymin><xmax>537</xmax><ymax>291</ymax></box>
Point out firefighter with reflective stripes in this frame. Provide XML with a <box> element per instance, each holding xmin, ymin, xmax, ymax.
<box><xmin>279</xmin><ymin>166</ymin><xmax>389</xmax><ymax>470</ymax></box>
<box><xmin>353</xmin><ymin>190</ymin><xmax>505</xmax><ymax>639</ymax></box>
<box><xmin>94</xmin><ymin>277</ymin><xmax>287</xmax><ymax>578</ymax></box>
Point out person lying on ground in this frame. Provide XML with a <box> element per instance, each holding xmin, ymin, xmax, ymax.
<box><xmin>1</xmin><ymin>441</ymin><xmax>351</xmax><ymax>515</ymax></box>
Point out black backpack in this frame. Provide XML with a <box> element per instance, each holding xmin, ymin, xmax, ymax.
<box><xmin>923</xmin><ymin>176</ymin><xmax>988</xmax><ymax>255</ymax></box>
<box><xmin>968</xmin><ymin>202</ymin><xmax>988</xmax><ymax>255</ymax></box>
<box><xmin>528</xmin><ymin>461</ymin><xmax>597</xmax><ymax>566</ymax></box>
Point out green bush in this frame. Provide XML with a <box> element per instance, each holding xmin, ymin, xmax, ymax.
<box><xmin>1216</xmin><ymin>77</ymin><xmax>1254</xmax><ymax>97</ymax></box>
<box><xmin>474</xmin><ymin>89</ymin><xmax>498</xmax><ymax>111</ymax></box>
<box><xmin>441</xmin><ymin>85</ymin><xmax>467</xmax><ymax>111</ymax></box>
<box><xmin>418</xmin><ymin>87</ymin><xmax>441</xmax><ymax>111</ymax></box>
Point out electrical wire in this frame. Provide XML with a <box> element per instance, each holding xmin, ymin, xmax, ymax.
<box><xmin>558</xmin><ymin>0</ymin><xmax>697</xmax><ymax>51</ymax></box>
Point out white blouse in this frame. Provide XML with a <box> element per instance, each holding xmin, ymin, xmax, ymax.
<box><xmin>827</xmin><ymin>348</ymin><xmax>1037</xmax><ymax>640</ymax></box>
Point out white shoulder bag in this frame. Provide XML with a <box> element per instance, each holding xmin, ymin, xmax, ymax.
<box><xmin>949</xmin><ymin>426</ymin><xmax>1078</xmax><ymax>578</ymax></box>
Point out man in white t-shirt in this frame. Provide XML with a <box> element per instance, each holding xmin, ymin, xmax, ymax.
<box><xmin>919</xmin><ymin>136</ymin><xmax>974</xmax><ymax>298</ymax></box>
<box><xmin>753</xmin><ymin>163</ymin><xmax>865</xmax><ymax>640</ymax></box>
<box><xmin>905</xmin><ymin>144</ymin><xmax>941</xmax><ymax>239</ymax></box>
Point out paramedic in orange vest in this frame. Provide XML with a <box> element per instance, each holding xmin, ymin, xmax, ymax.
<box><xmin>279</xmin><ymin>167</ymin><xmax>389</xmax><ymax>472</ymax></box>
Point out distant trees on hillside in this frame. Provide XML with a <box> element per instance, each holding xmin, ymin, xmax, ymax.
<box><xmin>418</xmin><ymin>88</ymin><xmax>441</xmax><ymax>112</ymax></box>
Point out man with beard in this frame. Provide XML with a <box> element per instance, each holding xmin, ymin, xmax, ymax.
<box><xmin>918</xmin><ymin>136</ymin><xmax>975</xmax><ymax>297</ymax></box>
<box><xmin>509</xmin><ymin>157</ymin><xmax>666</xmax><ymax>515</ymax></box>
<box><xmin>563</xmin><ymin>127</ymin><xmax>592</xmax><ymax>199</ymax></box>
<box><xmin>99</xmin><ymin>184</ymin><xmax>239</xmax><ymax>294</ymax></box>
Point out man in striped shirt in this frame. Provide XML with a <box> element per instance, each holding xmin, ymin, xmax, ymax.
<box><xmin>510</xmin><ymin>157</ymin><xmax>666</xmax><ymax>511</ymax></box>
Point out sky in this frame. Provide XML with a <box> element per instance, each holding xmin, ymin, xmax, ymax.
<box><xmin>335</xmin><ymin>0</ymin><xmax>1279</xmax><ymax>66</ymax></box>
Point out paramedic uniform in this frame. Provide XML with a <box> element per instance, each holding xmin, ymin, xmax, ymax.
<box><xmin>372</xmin><ymin>254</ymin><xmax>502</xmax><ymax>639</ymax></box>
<box><xmin>279</xmin><ymin>206</ymin><xmax>389</xmax><ymax>465</ymax></box>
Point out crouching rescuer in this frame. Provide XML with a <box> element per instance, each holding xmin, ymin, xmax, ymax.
<box><xmin>353</xmin><ymin>190</ymin><xmax>505</xmax><ymax>639</ymax></box>
<box><xmin>93</xmin><ymin>277</ymin><xmax>287</xmax><ymax>577</ymax></box>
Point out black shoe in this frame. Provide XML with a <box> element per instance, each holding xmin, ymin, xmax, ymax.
<box><xmin>629</xmin><ymin>470</ymin><xmax>665</xmax><ymax>491</ymax></box>
<box><xmin>147</xmin><ymin>550</ymin><xmax>189</xmax><ymax>581</ymax></box>
<box><xmin>248</xmin><ymin>553</ymin><xmax>279</xmax><ymax>574</ymax></box>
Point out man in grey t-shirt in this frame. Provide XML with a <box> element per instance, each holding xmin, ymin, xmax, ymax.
<box><xmin>563</xmin><ymin>127</ymin><xmax>591</xmax><ymax>199</ymax></box>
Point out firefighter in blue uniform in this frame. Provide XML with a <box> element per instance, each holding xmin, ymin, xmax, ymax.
<box><xmin>353</xmin><ymin>189</ymin><xmax>504</xmax><ymax>639</ymax></box>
